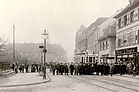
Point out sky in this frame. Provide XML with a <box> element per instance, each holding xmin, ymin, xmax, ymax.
<box><xmin>0</xmin><ymin>0</ymin><xmax>129</xmax><ymax>61</ymax></box>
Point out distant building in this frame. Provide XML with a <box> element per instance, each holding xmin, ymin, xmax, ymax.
<box><xmin>74</xmin><ymin>25</ymin><xmax>87</xmax><ymax>63</ymax></box>
<box><xmin>114</xmin><ymin>0</ymin><xmax>139</xmax><ymax>64</ymax></box>
<box><xmin>3</xmin><ymin>43</ymin><xmax>67</xmax><ymax>64</ymax></box>
<box><xmin>98</xmin><ymin>17</ymin><xmax>116</xmax><ymax>64</ymax></box>
<box><xmin>86</xmin><ymin>17</ymin><xmax>108</xmax><ymax>63</ymax></box>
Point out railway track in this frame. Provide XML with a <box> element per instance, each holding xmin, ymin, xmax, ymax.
<box><xmin>68</xmin><ymin>75</ymin><xmax>117</xmax><ymax>92</ymax></box>
<box><xmin>116</xmin><ymin>75</ymin><xmax>139</xmax><ymax>80</ymax></box>
<box><xmin>94</xmin><ymin>76</ymin><xmax>139</xmax><ymax>87</ymax></box>
<box><xmin>82</xmin><ymin>75</ymin><xmax>139</xmax><ymax>92</ymax></box>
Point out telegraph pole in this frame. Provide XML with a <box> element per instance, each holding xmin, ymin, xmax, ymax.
<box><xmin>13</xmin><ymin>25</ymin><xmax>15</xmax><ymax>63</ymax></box>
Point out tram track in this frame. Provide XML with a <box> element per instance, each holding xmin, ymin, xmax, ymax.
<box><xmin>68</xmin><ymin>75</ymin><xmax>117</xmax><ymax>92</ymax></box>
<box><xmin>82</xmin><ymin>75</ymin><xmax>139</xmax><ymax>92</ymax></box>
<box><xmin>116</xmin><ymin>74</ymin><xmax>139</xmax><ymax>80</ymax></box>
<box><xmin>94</xmin><ymin>76</ymin><xmax>139</xmax><ymax>87</ymax></box>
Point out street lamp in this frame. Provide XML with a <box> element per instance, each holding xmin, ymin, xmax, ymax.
<box><xmin>42</xmin><ymin>29</ymin><xmax>48</xmax><ymax>79</ymax></box>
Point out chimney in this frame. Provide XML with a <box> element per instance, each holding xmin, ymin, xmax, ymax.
<box><xmin>129</xmin><ymin>0</ymin><xmax>134</xmax><ymax>5</ymax></box>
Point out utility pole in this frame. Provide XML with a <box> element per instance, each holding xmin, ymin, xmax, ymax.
<box><xmin>13</xmin><ymin>25</ymin><xmax>15</xmax><ymax>63</ymax></box>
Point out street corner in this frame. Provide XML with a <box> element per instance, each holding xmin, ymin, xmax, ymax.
<box><xmin>0</xmin><ymin>73</ymin><xmax>50</xmax><ymax>88</ymax></box>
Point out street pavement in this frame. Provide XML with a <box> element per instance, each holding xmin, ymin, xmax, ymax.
<box><xmin>0</xmin><ymin>72</ymin><xmax>48</xmax><ymax>87</ymax></box>
<box><xmin>0</xmin><ymin>72</ymin><xmax>139</xmax><ymax>92</ymax></box>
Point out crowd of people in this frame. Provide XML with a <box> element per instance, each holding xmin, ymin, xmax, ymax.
<box><xmin>11</xmin><ymin>62</ymin><xmax>41</xmax><ymax>73</ymax></box>
<box><xmin>49</xmin><ymin>61</ymin><xmax>139</xmax><ymax>76</ymax></box>
<box><xmin>11</xmin><ymin>61</ymin><xmax>139</xmax><ymax>77</ymax></box>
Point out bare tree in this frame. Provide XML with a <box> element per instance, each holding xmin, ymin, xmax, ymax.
<box><xmin>0</xmin><ymin>37</ymin><xmax>8</xmax><ymax>57</ymax></box>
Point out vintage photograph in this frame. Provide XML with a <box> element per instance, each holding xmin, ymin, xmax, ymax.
<box><xmin>0</xmin><ymin>0</ymin><xmax>139</xmax><ymax>92</ymax></box>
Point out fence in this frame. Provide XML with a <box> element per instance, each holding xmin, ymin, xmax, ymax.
<box><xmin>0</xmin><ymin>61</ymin><xmax>11</xmax><ymax>71</ymax></box>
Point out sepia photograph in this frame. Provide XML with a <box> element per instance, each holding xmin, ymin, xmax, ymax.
<box><xmin>0</xmin><ymin>0</ymin><xmax>139</xmax><ymax>92</ymax></box>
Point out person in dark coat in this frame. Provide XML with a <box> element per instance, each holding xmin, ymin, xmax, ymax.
<box><xmin>60</xmin><ymin>63</ymin><xmax>65</xmax><ymax>75</ymax></box>
<box><xmin>35</xmin><ymin>64</ymin><xmax>39</xmax><ymax>72</ymax></box>
<box><xmin>89</xmin><ymin>64</ymin><xmax>94</xmax><ymax>75</ymax></box>
<box><xmin>55</xmin><ymin>63</ymin><xmax>60</xmax><ymax>75</ymax></box>
<box><xmin>12</xmin><ymin>63</ymin><xmax>15</xmax><ymax>71</ymax></box>
<box><xmin>105</xmin><ymin>63</ymin><xmax>110</xmax><ymax>75</ymax></box>
<box><xmin>19</xmin><ymin>65</ymin><xmax>22</xmax><ymax>73</ymax></box>
<box><xmin>25</xmin><ymin>64</ymin><xmax>29</xmax><ymax>73</ymax></box>
<box><xmin>100</xmin><ymin>63</ymin><xmax>104</xmax><ymax>75</ymax></box>
<box><xmin>31</xmin><ymin>64</ymin><xmax>36</xmax><ymax>72</ymax></box>
<box><xmin>21</xmin><ymin>64</ymin><xmax>24</xmax><ymax>73</ymax></box>
<box><xmin>78</xmin><ymin>63</ymin><xmax>83</xmax><ymax>75</ymax></box>
<box><xmin>69</xmin><ymin>62</ymin><xmax>75</xmax><ymax>75</ymax></box>
<box><xmin>85</xmin><ymin>63</ymin><xmax>90</xmax><ymax>75</ymax></box>
<box><xmin>109</xmin><ymin>64</ymin><xmax>114</xmax><ymax>76</ymax></box>
<box><xmin>52</xmin><ymin>64</ymin><xmax>56</xmax><ymax>75</ymax></box>
<box><xmin>14</xmin><ymin>63</ymin><xmax>18</xmax><ymax>74</ymax></box>
<box><xmin>120</xmin><ymin>63</ymin><xmax>126</xmax><ymax>75</ymax></box>
<box><xmin>136</xmin><ymin>64</ymin><xmax>139</xmax><ymax>75</ymax></box>
<box><xmin>64</xmin><ymin>63</ymin><xmax>69</xmax><ymax>75</ymax></box>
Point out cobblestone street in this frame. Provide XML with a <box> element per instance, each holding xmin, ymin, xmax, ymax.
<box><xmin>1</xmin><ymin>72</ymin><xmax>139</xmax><ymax>92</ymax></box>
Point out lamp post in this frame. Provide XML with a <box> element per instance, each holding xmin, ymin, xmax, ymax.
<box><xmin>13</xmin><ymin>25</ymin><xmax>16</xmax><ymax>63</ymax></box>
<box><xmin>42</xmin><ymin>29</ymin><xmax>48</xmax><ymax>79</ymax></box>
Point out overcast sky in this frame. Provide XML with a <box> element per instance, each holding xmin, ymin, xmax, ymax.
<box><xmin>0</xmin><ymin>0</ymin><xmax>129</xmax><ymax>60</ymax></box>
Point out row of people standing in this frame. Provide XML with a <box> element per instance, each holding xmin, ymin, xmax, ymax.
<box><xmin>49</xmin><ymin>62</ymin><xmax>139</xmax><ymax>76</ymax></box>
<box><xmin>50</xmin><ymin>62</ymin><xmax>111</xmax><ymax>76</ymax></box>
<box><xmin>50</xmin><ymin>63</ymin><xmax>74</xmax><ymax>75</ymax></box>
<box><xmin>11</xmin><ymin>63</ymin><xmax>40</xmax><ymax>73</ymax></box>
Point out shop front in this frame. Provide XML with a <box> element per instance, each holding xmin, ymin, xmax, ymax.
<box><xmin>100</xmin><ymin>55</ymin><xmax>115</xmax><ymax>64</ymax></box>
<box><xmin>115</xmin><ymin>47</ymin><xmax>138</xmax><ymax>64</ymax></box>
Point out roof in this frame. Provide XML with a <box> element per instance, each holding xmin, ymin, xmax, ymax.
<box><xmin>75</xmin><ymin>25</ymin><xmax>87</xmax><ymax>44</ymax></box>
<box><xmin>97</xmin><ymin>16</ymin><xmax>116</xmax><ymax>42</ymax></box>
<box><xmin>98</xmin><ymin>26</ymin><xmax>116</xmax><ymax>42</ymax></box>
<box><xmin>75</xmin><ymin>25</ymin><xmax>87</xmax><ymax>38</ymax></box>
<box><xmin>94</xmin><ymin>17</ymin><xmax>109</xmax><ymax>26</ymax></box>
<box><xmin>87</xmin><ymin>17</ymin><xmax>109</xmax><ymax>30</ymax></box>
<box><xmin>114</xmin><ymin>0</ymin><xmax>139</xmax><ymax>18</ymax></box>
<box><xmin>98</xmin><ymin>33</ymin><xmax>116</xmax><ymax>42</ymax></box>
<box><xmin>78</xmin><ymin>25</ymin><xmax>87</xmax><ymax>32</ymax></box>
<box><xmin>87</xmin><ymin>17</ymin><xmax>109</xmax><ymax>38</ymax></box>
<box><xmin>98</xmin><ymin>18</ymin><xmax>116</xmax><ymax>30</ymax></box>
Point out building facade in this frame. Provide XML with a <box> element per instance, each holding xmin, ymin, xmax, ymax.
<box><xmin>86</xmin><ymin>17</ymin><xmax>108</xmax><ymax>63</ymax></box>
<box><xmin>98</xmin><ymin>17</ymin><xmax>116</xmax><ymax>64</ymax></box>
<box><xmin>114</xmin><ymin>0</ymin><xmax>139</xmax><ymax>64</ymax></box>
<box><xmin>74</xmin><ymin>25</ymin><xmax>87</xmax><ymax>63</ymax></box>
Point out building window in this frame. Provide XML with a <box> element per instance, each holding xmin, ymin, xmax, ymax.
<box><xmin>103</xmin><ymin>42</ymin><xmax>105</xmax><ymax>50</ymax></box>
<box><xmin>118</xmin><ymin>18</ymin><xmax>122</xmax><ymax>28</ymax></box>
<box><xmin>106</xmin><ymin>41</ymin><xmax>108</xmax><ymax>49</ymax></box>
<box><xmin>128</xmin><ymin>31</ymin><xmax>136</xmax><ymax>45</ymax></box>
<box><xmin>124</xmin><ymin>15</ymin><xmax>128</xmax><ymax>26</ymax></box>
<box><xmin>130</xmin><ymin>11</ymin><xmax>134</xmax><ymax>23</ymax></box>
<box><xmin>132</xmin><ymin>31</ymin><xmax>136</xmax><ymax>45</ymax></box>
<box><xmin>117</xmin><ymin>35</ymin><xmax>123</xmax><ymax>48</ymax></box>
<box><xmin>118</xmin><ymin>39</ymin><xmax>121</xmax><ymax>48</ymax></box>
<box><xmin>103</xmin><ymin>41</ymin><xmax>105</xmax><ymax>50</ymax></box>
<box><xmin>100</xmin><ymin>43</ymin><xmax>102</xmax><ymax>51</ymax></box>
<box><xmin>123</xmin><ymin>34</ymin><xmax>127</xmax><ymax>46</ymax></box>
